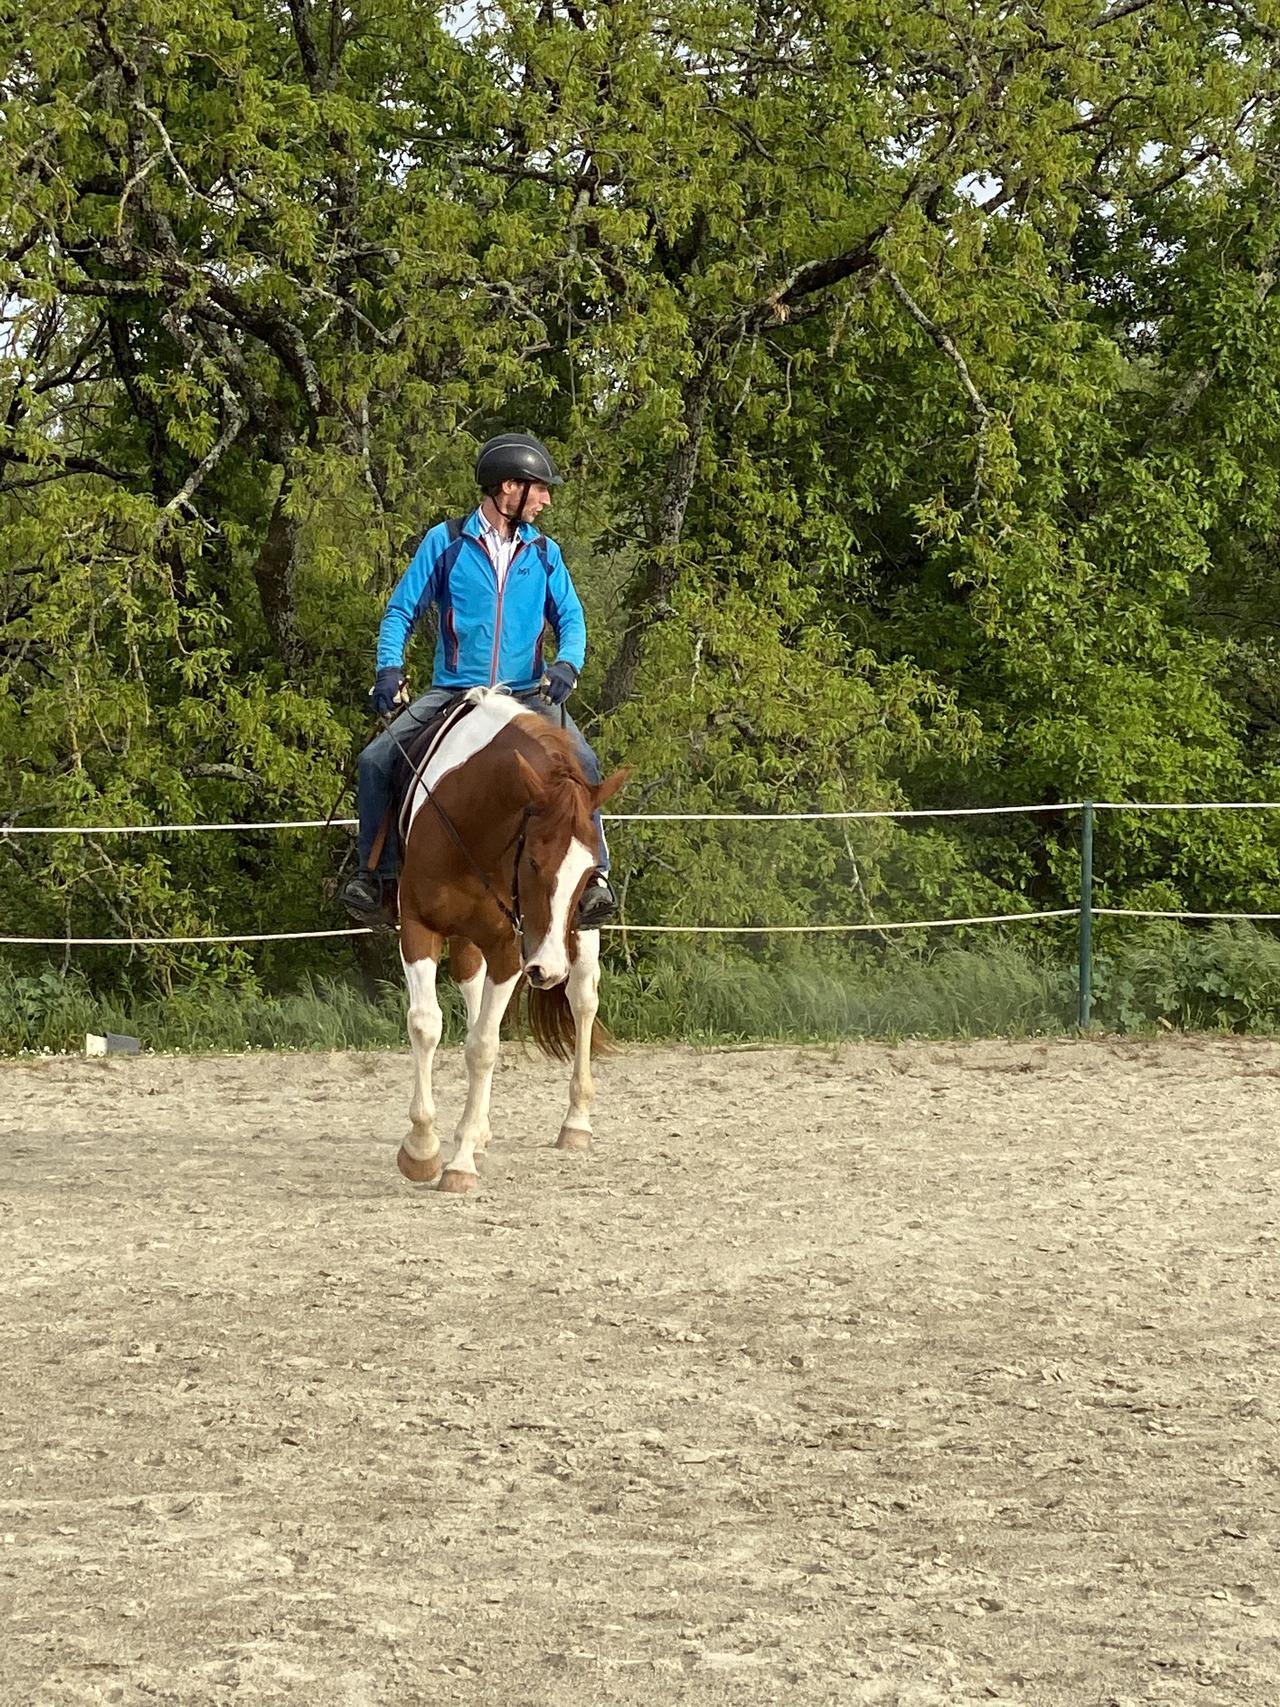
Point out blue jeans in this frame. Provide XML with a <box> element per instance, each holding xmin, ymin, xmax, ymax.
<box><xmin>357</xmin><ymin>687</ymin><xmax>610</xmax><ymax>878</ymax></box>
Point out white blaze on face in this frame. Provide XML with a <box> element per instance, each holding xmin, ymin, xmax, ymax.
<box><xmin>525</xmin><ymin>836</ymin><xmax>595</xmax><ymax>984</ymax></box>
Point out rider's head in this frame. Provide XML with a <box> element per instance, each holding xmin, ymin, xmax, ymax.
<box><xmin>475</xmin><ymin>433</ymin><xmax>563</xmax><ymax>530</ymax></box>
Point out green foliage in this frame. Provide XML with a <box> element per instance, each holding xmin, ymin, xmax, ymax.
<box><xmin>1091</xmin><ymin>922</ymin><xmax>1280</xmax><ymax>1033</ymax></box>
<box><xmin>5</xmin><ymin>1</ymin><xmax>1280</xmax><ymax>1015</ymax></box>
<box><xmin>12</xmin><ymin>927</ymin><xmax>1280</xmax><ymax>1054</ymax></box>
<box><xmin>600</xmin><ymin>939</ymin><xmax>1073</xmax><ymax>1043</ymax></box>
<box><xmin>0</xmin><ymin>965</ymin><xmax>446</xmax><ymax>1054</ymax></box>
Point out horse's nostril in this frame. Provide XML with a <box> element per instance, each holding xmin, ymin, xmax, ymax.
<box><xmin>526</xmin><ymin>964</ymin><xmax>548</xmax><ymax>989</ymax></box>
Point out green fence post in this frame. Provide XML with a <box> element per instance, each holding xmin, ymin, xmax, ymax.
<box><xmin>1078</xmin><ymin>799</ymin><xmax>1094</xmax><ymax>1029</ymax></box>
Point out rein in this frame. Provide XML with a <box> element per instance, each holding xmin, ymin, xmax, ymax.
<box><xmin>424</xmin><ymin>788</ymin><xmax>535</xmax><ymax>941</ymax></box>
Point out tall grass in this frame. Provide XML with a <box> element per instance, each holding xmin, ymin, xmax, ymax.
<box><xmin>4</xmin><ymin>925</ymin><xmax>1280</xmax><ymax>1056</ymax></box>
<box><xmin>601</xmin><ymin>941</ymin><xmax>1070</xmax><ymax>1043</ymax></box>
<box><xmin>0</xmin><ymin>968</ymin><xmax>446</xmax><ymax>1055</ymax></box>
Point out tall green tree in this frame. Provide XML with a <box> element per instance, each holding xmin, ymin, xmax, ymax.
<box><xmin>4</xmin><ymin>0</ymin><xmax>1280</xmax><ymax>976</ymax></box>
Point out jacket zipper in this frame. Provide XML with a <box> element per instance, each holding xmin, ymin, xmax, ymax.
<box><xmin>488</xmin><ymin>537</ymin><xmax>529</xmax><ymax>685</ymax></box>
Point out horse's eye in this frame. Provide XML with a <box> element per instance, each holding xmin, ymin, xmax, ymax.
<box><xmin>528</xmin><ymin>855</ymin><xmax>541</xmax><ymax>876</ymax></box>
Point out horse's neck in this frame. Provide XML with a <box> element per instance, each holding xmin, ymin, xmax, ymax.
<box><xmin>411</xmin><ymin>695</ymin><xmax>524</xmax><ymax>838</ymax></box>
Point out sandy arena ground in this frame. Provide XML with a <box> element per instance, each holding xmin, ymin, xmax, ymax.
<box><xmin>1</xmin><ymin>1035</ymin><xmax>1278</xmax><ymax>1706</ymax></box>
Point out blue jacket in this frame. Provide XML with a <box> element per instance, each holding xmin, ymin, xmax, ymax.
<box><xmin>377</xmin><ymin>509</ymin><xmax>587</xmax><ymax>692</ymax></box>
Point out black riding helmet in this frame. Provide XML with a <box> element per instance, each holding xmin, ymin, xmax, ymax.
<box><xmin>475</xmin><ymin>433</ymin><xmax>564</xmax><ymax>490</ymax></box>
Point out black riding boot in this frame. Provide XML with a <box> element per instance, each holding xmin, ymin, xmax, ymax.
<box><xmin>340</xmin><ymin>870</ymin><xmax>398</xmax><ymax>929</ymax></box>
<box><xmin>575</xmin><ymin>872</ymin><xmax>618</xmax><ymax>929</ymax></box>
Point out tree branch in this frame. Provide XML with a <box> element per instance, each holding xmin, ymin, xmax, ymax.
<box><xmin>159</xmin><ymin>386</ymin><xmax>246</xmax><ymax>524</ymax></box>
<box><xmin>743</xmin><ymin>228</ymin><xmax>885</xmax><ymax>330</ymax></box>
<box><xmin>0</xmin><ymin>448</ymin><xmax>134</xmax><ymax>484</ymax></box>
<box><xmin>287</xmin><ymin>0</ymin><xmax>325</xmax><ymax>88</ymax></box>
<box><xmin>1090</xmin><ymin>0</ymin><xmax>1161</xmax><ymax>25</ymax></box>
<box><xmin>185</xmin><ymin>762</ymin><xmax>267</xmax><ymax>788</ymax></box>
<box><xmin>884</xmin><ymin>268</ymin><xmax>992</xmax><ymax>506</ymax></box>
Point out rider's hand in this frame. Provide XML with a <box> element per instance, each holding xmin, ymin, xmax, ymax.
<box><xmin>539</xmin><ymin>660</ymin><xmax>577</xmax><ymax>707</ymax></box>
<box><xmin>370</xmin><ymin>666</ymin><xmax>409</xmax><ymax>718</ymax></box>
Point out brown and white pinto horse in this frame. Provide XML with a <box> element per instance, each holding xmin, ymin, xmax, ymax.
<box><xmin>394</xmin><ymin>687</ymin><xmax>627</xmax><ymax>1193</ymax></box>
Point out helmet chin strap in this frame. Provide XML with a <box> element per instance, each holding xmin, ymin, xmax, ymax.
<box><xmin>495</xmin><ymin>481</ymin><xmax>531</xmax><ymax>538</ymax></box>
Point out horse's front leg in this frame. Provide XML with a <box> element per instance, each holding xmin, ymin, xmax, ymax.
<box><xmin>449</xmin><ymin>934</ymin><xmax>486</xmax><ymax>1035</ymax></box>
<box><xmin>397</xmin><ymin>933</ymin><xmax>445</xmax><ymax>1183</ymax></box>
<box><xmin>557</xmin><ymin>929</ymin><xmax>601</xmax><ymax>1154</ymax></box>
<box><xmin>441</xmin><ymin>961</ymin><xmax>520</xmax><ymax>1194</ymax></box>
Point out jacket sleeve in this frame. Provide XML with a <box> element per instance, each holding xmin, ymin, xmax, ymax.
<box><xmin>377</xmin><ymin>525</ymin><xmax>447</xmax><ymax>670</ymax></box>
<box><xmin>543</xmin><ymin>537</ymin><xmax>587</xmax><ymax>674</ymax></box>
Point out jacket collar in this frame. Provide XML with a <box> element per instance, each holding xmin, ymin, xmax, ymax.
<box><xmin>462</xmin><ymin>505</ymin><xmax>540</xmax><ymax>545</ymax></box>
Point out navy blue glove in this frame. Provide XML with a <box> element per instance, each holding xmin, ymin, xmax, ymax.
<box><xmin>370</xmin><ymin>666</ymin><xmax>409</xmax><ymax>718</ymax></box>
<box><xmin>539</xmin><ymin>660</ymin><xmax>577</xmax><ymax>706</ymax></box>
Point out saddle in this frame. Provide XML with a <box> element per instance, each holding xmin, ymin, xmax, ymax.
<box><xmin>370</xmin><ymin>694</ymin><xmax>476</xmax><ymax>875</ymax></box>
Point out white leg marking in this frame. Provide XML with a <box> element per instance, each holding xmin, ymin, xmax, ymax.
<box><xmin>524</xmin><ymin>837</ymin><xmax>595</xmax><ymax>985</ymax></box>
<box><xmin>562</xmin><ymin>930</ymin><xmax>602</xmax><ymax>1142</ymax></box>
<box><xmin>402</xmin><ymin>951</ymin><xmax>442</xmax><ymax>1166</ymax></box>
<box><xmin>449</xmin><ymin>971</ymin><xmax>520</xmax><ymax>1178</ymax></box>
<box><xmin>457</xmin><ymin>964</ymin><xmax>485</xmax><ymax>1034</ymax></box>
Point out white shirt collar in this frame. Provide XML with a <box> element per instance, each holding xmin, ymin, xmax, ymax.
<box><xmin>478</xmin><ymin>506</ymin><xmax>520</xmax><ymax>582</ymax></box>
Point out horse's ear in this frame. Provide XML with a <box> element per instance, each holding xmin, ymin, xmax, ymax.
<box><xmin>593</xmin><ymin>767</ymin><xmax>630</xmax><ymax>809</ymax></box>
<box><xmin>514</xmin><ymin>750</ymin><xmax>547</xmax><ymax>804</ymax></box>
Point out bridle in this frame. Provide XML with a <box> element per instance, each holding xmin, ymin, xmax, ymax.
<box><xmin>425</xmin><ymin>789</ymin><xmax>537</xmax><ymax>945</ymax></box>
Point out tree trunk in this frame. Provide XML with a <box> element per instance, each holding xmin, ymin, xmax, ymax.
<box><xmin>598</xmin><ymin>361</ymin><xmax>712</xmax><ymax>714</ymax></box>
<box><xmin>253</xmin><ymin>472</ymin><xmax>308</xmax><ymax>675</ymax></box>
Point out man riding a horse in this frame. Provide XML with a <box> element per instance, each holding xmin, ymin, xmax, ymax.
<box><xmin>339</xmin><ymin>432</ymin><xmax>618</xmax><ymax>931</ymax></box>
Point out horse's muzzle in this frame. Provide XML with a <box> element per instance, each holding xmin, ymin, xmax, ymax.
<box><xmin>524</xmin><ymin>961</ymin><xmax>567</xmax><ymax>991</ymax></box>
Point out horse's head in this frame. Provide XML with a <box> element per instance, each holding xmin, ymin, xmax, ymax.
<box><xmin>512</xmin><ymin>749</ymin><xmax>628</xmax><ymax>988</ymax></box>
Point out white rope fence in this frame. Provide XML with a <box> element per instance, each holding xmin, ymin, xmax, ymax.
<box><xmin>1095</xmin><ymin>908</ymin><xmax>1280</xmax><ymax>921</ymax></box>
<box><xmin>9</xmin><ymin>797</ymin><xmax>1280</xmax><ymax>837</ymax></box>
<box><xmin>0</xmin><ymin>909</ymin><xmax>1081</xmax><ymax>948</ymax></box>
<box><xmin>1094</xmin><ymin>800</ymin><xmax>1280</xmax><ymax>812</ymax></box>
<box><xmin>608</xmin><ymin>910</ymin><xmax>1079</xmax><ymax>934</ymax></box>
<box><xmin>2</xmin><ymin>798</ymin><xmax>1278</xmax><ymax>948</ymax></box>
<box><xmin>0</xmin><ymin>928</ymin><xmax>375</xmax><ymax>946</ymax></box>
<box><xmin>0</xmin><ymin>801</ymin><xmax>1088</xmax><ymax>835</ymax></box>
<box><xmin>2</xmin><ymin>818</ymin><xmax>361</xmax><ymax>835</ymax></box>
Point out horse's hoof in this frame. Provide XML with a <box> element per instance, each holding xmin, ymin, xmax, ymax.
<box><xmin>397</xmin><ymin>1144</ymin><xmax>442</xmax><ymax>1184</ymax></box>
<box><xmin>555</xmin><ymin>1125</ymin><xmax>592</xmax><ymax>1153</ymax></box>
<box><xmin>438</xmin><ymin>1167</ymin><xmax>479</xmax><ymax>1194</ymax></box>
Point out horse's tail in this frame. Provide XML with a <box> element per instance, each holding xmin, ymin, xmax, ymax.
<box><xmin>520</xmin><ymin>980</ymin><xmax>615</xmax><ymax>1062</ymax></box>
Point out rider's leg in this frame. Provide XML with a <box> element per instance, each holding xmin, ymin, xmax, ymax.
<box><xmin>355</xmin><ymin>723</ymin><xmax>401</xmax><ymax>880</ymax></box>
<box><xmin>343</xmin><ymin>688</ymin><xmax>459</xmax><ymax>923</ymax></box>
<box><xmin>359</xmin><ymin>688</ymin><xmax>459</xmax><ymax>876</ymax></box>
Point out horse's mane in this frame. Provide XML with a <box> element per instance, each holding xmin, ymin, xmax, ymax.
<box><xmin>507</xmin><ymin>712</ymin><xmax>614</xmax><ymax>1063</ymax></box>
<box><xmin>513</xmin><ymin>714</ymin><xmax>597</xmax><ymax>837</ymax></box>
